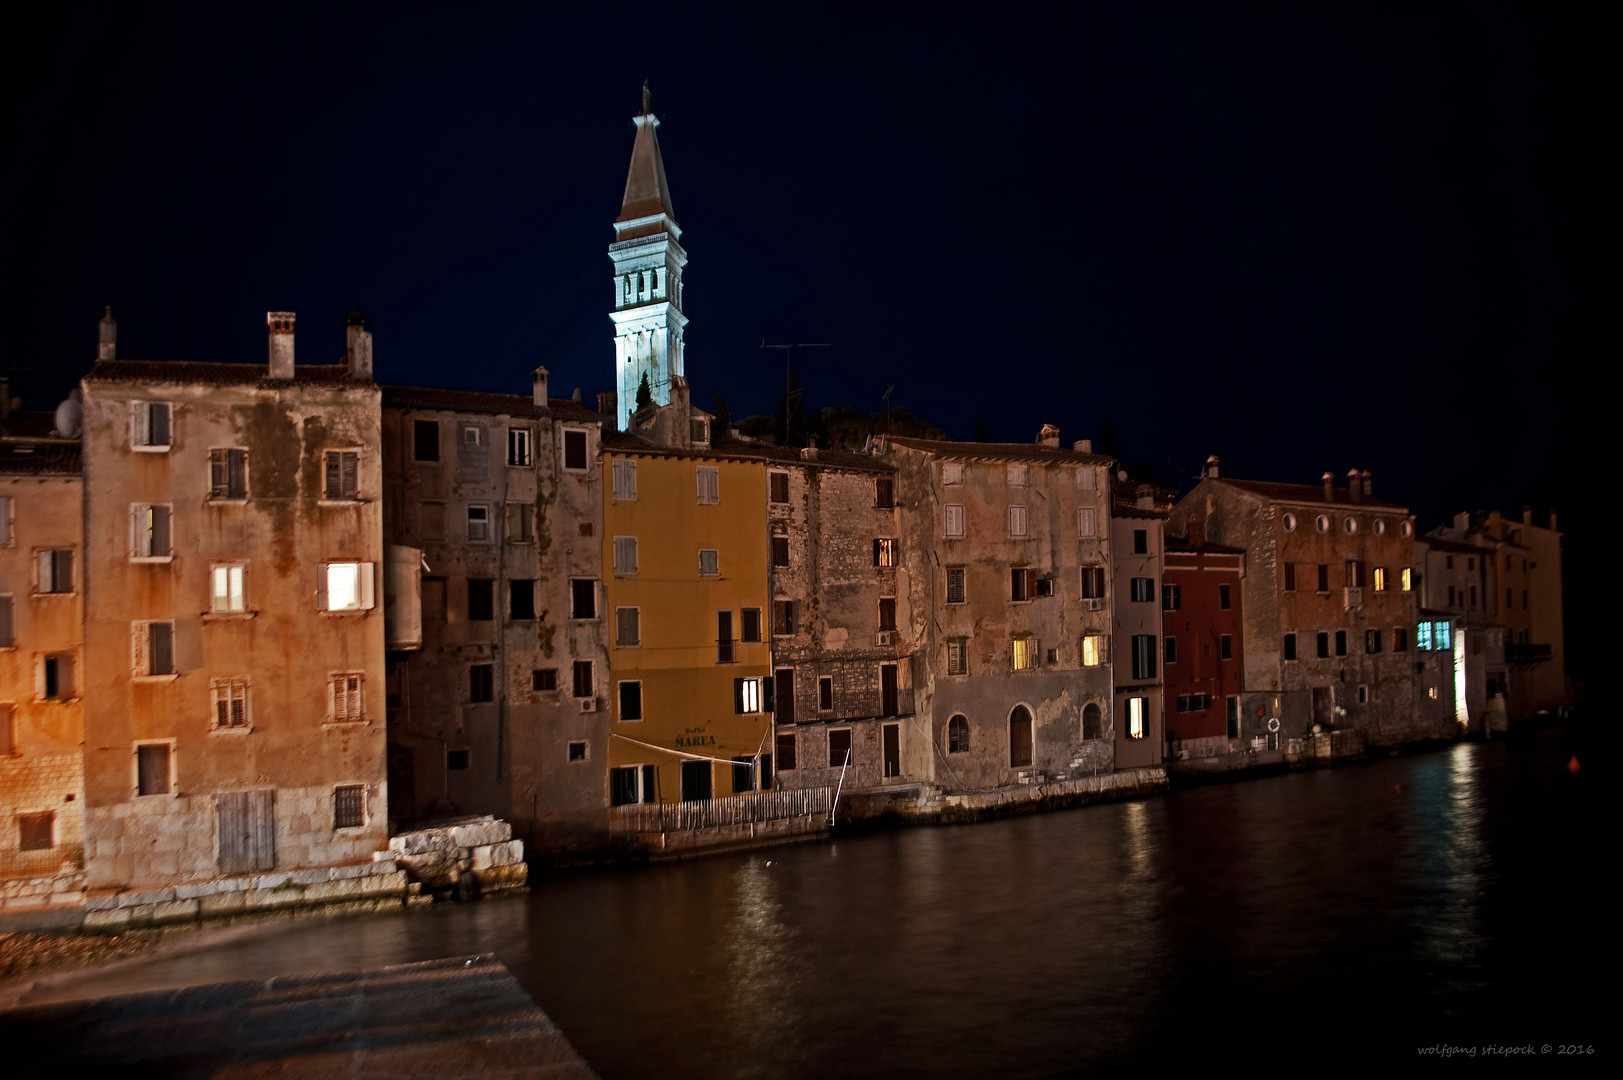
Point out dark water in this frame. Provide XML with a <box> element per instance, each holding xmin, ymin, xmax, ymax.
<box><xmin>26</xmin><ymin>727</ymin><xmax>1604</xmax><ymax>1075</ymax></box>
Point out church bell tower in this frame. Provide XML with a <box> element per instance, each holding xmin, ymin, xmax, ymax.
<box><xmin>608</xmin><ymin>83</ymin><xmax>687</xmax><ymax>432</ymax></box>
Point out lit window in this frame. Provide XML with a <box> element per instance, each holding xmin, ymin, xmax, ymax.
<box><xmin>211</xmin><ymin>565</ymin><xmax>246</xmax><ymax>613</ymax></box>
<box><xmin>1127</xmin><ymin>697</ymin><xmax>1147</xmax><ymax>739</ymax></box>
<box><xmin>1081</xmin><ymin>635</ymin><xmax>1105</xmax><ymax>667</ymax></box>
<box><xmin>1416</xmin><ymin>622</ymin><xmax>1434</xmax><ymax>651</ymax></box>
<box><xmin>1372</xmin><ymin>567</ymin><xmax>1387</xmax><ymax>592</ymax></box>
<box><xmin>1012</xmin><ymin>638</ymin><xmax>1036</xmax><ymax>670</ymax></box>
<box><xmin>1401</xmin><ymin>567</ymin><xmax>1413</xmax><ymax>591</ymax></box>
<box><xmin>873</xmin><ymin>538</ymin><xmax>898</xmax><ymax>567</ymax></box>
<box><xmin>1434</xmin><ymin>621</ymin><xmax>1452</xmax><ymax>651</ymax></box>
<box><xmin>320</xmin><ymin>562</ymin><xmax>374</xmax><ymax>611</ymax></box>
<box><xmin>735</xmin><ymin>677</ymin><xmax>762</xmax><ymax>714</ymax></box>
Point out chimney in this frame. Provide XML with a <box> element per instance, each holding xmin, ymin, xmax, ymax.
<box><xmin>1073</xmin><ymin>439</ymin><xmax>1092</xmax><ymax>453</ymax></box>
<box><xmin>345</xmin><ymin>312</ymin><xmax>372</xmax><ymax>380</ymax></box>
<box><xmin>1322</xmin><ymin>471</ymin><xmax>1335</xmax><ymax>502</ymax></box>
<box><xmin>1347</xmin><ymin>469</ymin><xmax>1362</xmax><ymax>502</ymax></box>
<box><xmin>1522</xmin><ymin>504</ymin><xmax>1533</xmax><ymax>525</ymax></box>
<box><xmin>1454</xmin><ymin>512</ymin><xmax>1470</xmax><ymax>531</ymax></box>
<box><xmin>1186</xmin><ymin>516</ymin><xmax>1206</xmax><ymax>547</ymax></box>
<box><xmin>1361</xmin><ymin>469</ymin><xmax>1372</xmax><ymax>497</ymax></box>
<box><xmin>1205</xmin><ymin>454</ymin><xmax>1220</xmax><ymax>479</ymax></box>
<box><xmin>1136</xmin><ymin>487</ymin><xmax>1153</xmax><ymax>510</ymax></box>
<box><xmin>532</xmin><ymin>366</ymin><xmax>549</xmax><ymax>406</ymax></box>
<box><xmin>1549</xmin><ymin>509</ymin><xmax>1558</xmax><ymax>531</ymax></box>
<box><xmin>98</xmin><ymin>306</ymin><xmax>117</xmax><ymax>361</ymax></box>
<box><xmin>1039</xmin><ymin>423</ymin><xmax>1061</xmax><ymax>448</ymax></box>
<box><xmin>267</xmin><ymin>312</ymin><xmax>295</xmax><ymax>379</ymax></box>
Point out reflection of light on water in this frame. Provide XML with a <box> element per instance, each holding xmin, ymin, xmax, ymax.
<box><xmin>718</xmin><ymin>860</ymin><xmax>803</xmax><ymax>1075</ymax></box>
<box><xmin>1123</xmin><ymin>799</ymin><xmax>1151</xmax><ymax>880</ymax></box>
<box><xmin>1414</xmin><ymin>743</ymin><xmax>1488</xmax><ymax>979</ymax></box>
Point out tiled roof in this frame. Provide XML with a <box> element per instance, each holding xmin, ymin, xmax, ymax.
<box><xmin>1</xmin><ymin>411</ymin><xmax>62</xmax><ymax>438</ymax></box>
<box><xmin>1165</xmin><ymin>539</ymin><xmax>1247</xmax><ymax>555</ymax></box>
<box><xmin>603</xmin><ymin>433</ymin><xmax>894</xmax><ymax>473</ymax></box>
<box><xmin>1214</xmin><ymin>477</ymin><xmax>1407</xmax><ymax>511</ymax></box>
<box><xmin>86</xmin><ymin>360</ymin><xmax>367</xmax><ymax>387</ymax></box>
<box><xmin>885</xmin><ymin>436</ymin><xmax>1111</xmax><ymax>464</ymax></box>
<box><xmin>1419</xmin><ymin>533</ymin><xmax>1496</xmax><ymax>555</ymax></box>
<box><xmin>381</xmin><ymin>385</ymin><xmax>601</xmax><ymax>420</ymax></box>
<box><xmin>0</xmin><ymin>440</ymin><xmax>81</xmax><ymax>475</ymax></box>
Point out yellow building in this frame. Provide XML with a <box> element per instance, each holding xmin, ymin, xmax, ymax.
<box><xmin>601</xmin><ymin>436</ymin><xmax>772</xmax><ymax>805</ymax></box>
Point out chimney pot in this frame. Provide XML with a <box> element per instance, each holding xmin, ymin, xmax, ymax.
<box><xmin>1039</xmin><ymin>423</ymin><xmax>1061</xmax><ymax>448</ymax></box>
<box><xmin>1348</xmin><ymin>468</ymin><xmax>1362</xmax><ymax>503</ymax></box>
<box><xmin>1549</xmin><ymin>509</ymin><xmax>1558</xmax><ymax>531</ymax></box>
<box><xmin>1322</xmin><ymin>471</ymin><xmax>1335</xmax><ymax>502</ymax></box>
<box><xmin>596</xmin><ymin>390</ymin><xmax>616</xmax><ymax>421</ymax></box>
<box><xmin>533</xmin><ymin>366</ymin><xmax>550</xmax><ymax>406</ymax></box>
<box><xmin>267</xmin><ymin>311</ymin><xmax>296</xmax><ymax>379</ymax></box>
<box><xmin>1361</xmin><ymin>469</ymin><xmax>1373</xmax><ymax>497</ymax></box>
<box><xmin>1523</xmin><ymin>504</ymin><xmax>1534</xmax><ymax>525</ymax></box>
<box><xmin>1206</xmin><ymin>454</ymin><xmax>1220</xmax><ymax>479</ymax></box>
<box><xmin>345</xmin><ymin>312</ymin><xmax>372</xmax><ymax>380</ymax></box>
<box><xmin>1073</xmin><ymin>439</ymin><xmax>1092</xmax><ymax>453</ymax></box>
<box><xmin>98</xmin><ymin>306</ymin><xmax>117</xmax><ymax>361</ymax></box>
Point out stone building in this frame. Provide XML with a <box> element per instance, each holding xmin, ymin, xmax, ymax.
<box><xmin>378</xmin><ymin>372</ymin><xmax>608</xmax><ymax>853</ymax></box>
<box><xmin>1166</xmin><ymin>461</ymin><xmax>1450</xmax><ymax>749</ymax></box>
<box><xmin>1416</xmin><ymin>534</ymin><xmax>1507</xmax><ymax>734</ymax></box>
<box><xmin>884</xmin><ymin>429</ymin><xmax>1117</xmax><ymax>791</ymax></box>
<box><xmin>763</xmin><ymin>444</ymin><xmax>911</xmax><ymax>797</ymax></box>
<box><xmin>77</xmin><ymin>311</ymin><xmax>392</xmax><ymax>899</ymax></box>
<box><xmin>1110</xmin><ymin>477</ymin><xmax>1169</xmax><ymax>769</ymax></box>
<box><xmin>0</xmin><ymin>397</ymin><xmax>85</xmax><ymax>894</ymax></box>
<box><xmin>1162</xmin><ymin>525</ymin><xmax>1245</xmax><ymax>758</ymax></box>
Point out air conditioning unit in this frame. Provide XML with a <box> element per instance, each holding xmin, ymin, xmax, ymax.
<box><xmin>875</xmin><ymin>631</ymin><xmax>895</xmax><ymax>646</ymax></box>
<box><xmin>578</xmin><ymin>698</ymin><xmax>598</xmax><ymax>713</ymax></box>
<box><xmin>1086</xmin><ymin>599</ymin><xmax>1106</xmax><ymax>611</ymax></box>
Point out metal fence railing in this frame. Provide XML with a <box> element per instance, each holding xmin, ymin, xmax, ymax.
<box><xmin>0</xmin><ymin>843</ymin><xmax>84</xmax><ymax>881</ymax></box>
<box><xmin>610</xmin><ymin>786</ymin><xmax>832</xmax><ymax>833</ymax></box>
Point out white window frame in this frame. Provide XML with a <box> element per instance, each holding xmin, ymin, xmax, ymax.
<box><xmin>613</xmin><ymin>536</ymin><xmax>639</xmax><ymax>575</ymax></box>
<box><xmin>466</xmin><ymin>504</ymin><xmax>491</xmax><ymax>543</ymax></box>
<box><xmin>506</xmin><ymin>427</ymin><xmax>533</xmax><ymax>467</ymax></box>
<box><xmin>211</xmin><ymin>678</ymin><xmax>251</xmax><ymax>732</ymax></box>
<box><xmin>462</xmin><ymin>424</ymin><xmax>482</xmax><ymax>448</ymax></box>
<box><xmin>944</xmin><ymin>503</ymin><xmax>965</xmax><ymax>539</ymax></box>
<box><xmin>1077</xmin><ymin>507</ymin><xmax>1097</xmax><ymax>537</ymax></box>
<box><xmin>697</xmin><ymin>465</ymin><xmax>720</xmax><ymax>505</ymax></box>
<box><xmin>129</xmin><ymin>503</ymin><xmax>174</xmax><ymax>561</ymax></box>
<box><xmin>36</xmin><ymin>549</ymin><xmax>74</xmax><ymax>594</ymax></box>
<box><xmin>698</xmin><ymin>548</ymin><xmax>720</xmax><ymax>577</ymax></box>
<box><xmin>131</xmin><ymin>619</ymin><xmax>178</xmax><ymax>679</ymax></box>
<box><xmin>329</xmin><ymin>672</ymin><xmax>365</xmax><ymax>724</ymax></box>
<box><xmin>612</xmin><ymin>459</ymin><xmax>638</xmax><ymax>501</ymax></box>
<box><xmin>129</xmin><ymin>401</ymin><xmax>173</xmax><ymax>452</ymax></box>
<box><xmin>618</xmin><ymin>679</ymin><xmax>644</xmax><ymax>722</ymax></box>
<box><xmin>1008</xmin><ymin>505</ymin><xmax>1028</xmax><ymax>538</ymax></box>
<box><xmin>207</xmin><ymin>564</ymin><xmax>247</xmax><ymax>615</ymax></box>
<box><xmin>318</xmin><ymin>561</ymin><xmax>376</xmax><ymax>612</ymax></box>
<box><xmin>737</xmin><ymin>677</ymin><xmax>762</xmax><ymax>714</ymax></box>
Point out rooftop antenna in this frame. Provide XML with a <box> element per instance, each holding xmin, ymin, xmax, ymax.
<box><xmin>882</xmin><ymin>385</ymin><xmax>894</xmax><ymax>433</ymax></box>
<box><xmin>760</xmin><ymin>340</ymin><xmax>829</xmax><ymax>446</ymax></box>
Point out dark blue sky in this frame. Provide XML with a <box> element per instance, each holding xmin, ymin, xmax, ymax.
<box><xmin>3</xmin><ymin>2</ymin><xmax>1615</xmax><ymax>675</ymax></box>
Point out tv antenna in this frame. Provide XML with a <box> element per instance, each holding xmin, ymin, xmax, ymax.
<box><xmin>760</xmin><ymin>340</ymin><xmax>829</xmax><ymax>445</ymax></box>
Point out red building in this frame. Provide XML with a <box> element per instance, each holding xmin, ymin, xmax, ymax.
<box><xmin>1162</xmin><ymin>524</ymin><xmax>1245</xmax><ymax>758</ymax></box>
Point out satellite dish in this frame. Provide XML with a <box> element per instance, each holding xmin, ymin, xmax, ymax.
<box><xmin>54</xmin><ymin>395</ymin><xmax>84</xmax><ymax>438</ymax></box>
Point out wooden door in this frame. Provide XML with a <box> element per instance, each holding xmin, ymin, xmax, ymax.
<box><xmin>883</xmin><ymin>723</ymin><xmax>900</xmax><ymax>778</ymax></box>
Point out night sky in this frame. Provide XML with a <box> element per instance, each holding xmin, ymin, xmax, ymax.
<box><xmin>2</xmin><ymin>3</ymin><xmax>1614</xmax><ymax>681</ymax></box>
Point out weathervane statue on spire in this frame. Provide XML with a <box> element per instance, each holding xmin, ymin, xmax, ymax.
<box><xmin>641</xmin><ymin>79</ymin><xmax>651</xmax><ymax>115</ymax></box>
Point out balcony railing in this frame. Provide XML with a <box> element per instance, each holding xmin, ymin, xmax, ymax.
<box><xmin>0</xmin><ymin>843</ymin><xmax>84</xmax><ymax>881</ymax></box>
<box><xmin>609</xmin><ymin>786</ymin><xmax>832</xmax><ymax>833</ymax></box>
<box><xmin>1505</xmin><ymin>642</ymin><xmax>1552</xmax><ymax>664</ymax></box>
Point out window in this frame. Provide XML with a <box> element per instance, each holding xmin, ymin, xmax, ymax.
<box><xmin>732</xmin><ymin>756</ymin><xmax>756</xmax><ymax>794</ymax></box>
<box><xmin>1220</xmin><ymin>634</ymin><xmax>1232</xmax><ymax>660</ymax></box>
<box><xmin>873</xmin><ymin>538</ymin><xmax>898</xmax><ymax>567</ymax></box>
<box><xmin>1081</xmin><ymin>634</ymin><xmax>1106</xmax><ymax>667</ymax></box>
<box><xmin>1434</xmin><ymin>621</ymin><xmax>1453</xmax><ymax>651</ymax></box>
<box><xmin>465</xmin><ymin>505</ymin><xmax>490</xmax><ymax>542</ymax></box>
<box><xmin>697</xmin><ymin>466</ymin><xmax>719</xmax><ymax>505</ymax></box>
<box><xmin>1012</xmin><ymin>637</ymin><xmax>1036</xmax><ymax>670</ymax></box>
<box><xmin>717</xmin><ymin>610</ymin><xmax>734</xmax><ymax>663</ymax></box>
<box><xmin>1133</xmin><ymin>529</ymin><xmax>1148</xmax><ymax>554</ymax></box>
<box><xmin>1007</xmin><ymin>463</ymin><xmax>1028</xmax><ymax>487</ymax></box>
<box><xmin>699</xmin><ymin>549</ymin><xmax>719</xmax><ymax>576</ymax></box>
<box><xmin>1282</xmin><ymin>512</ymin><xmax>1297</xmax><ymax>532</ymax></box>
<box><xmin>1467</xmin><ymin>557</ymin><xmax>1475</xmax><ymax>571</ymax></box>
<box><xmin>211</xmin><ymin>565</ymin><xmax>246</xmax><ymax>613</ymax></box>
<box><xmin>1011</xmin><ymin>567</ymin><xmax>1036</xmax><ymax>602</ymax></box>
<box><xmin>1393</xmin><ymin>627</ymin><xmax>1408</xmax><ymax>652</ymax></box>
<box><xmin>946</xmin><ymin>567</ymin><xmax>966</xmax><ymax>604</ymax></box>
<box><xmin>944</xmin><ymin>503</ymin><xmax>965</xmax><ymax>538</ymax></box>
<box><xmin>130</xmin><ymin>401</ymin><xmax>172</xmax><ymax>449</ymax></box>
<box><xmin>209</xmin><ymin>449</ymin><xmax>247</xmax><ymax>499</ymax></box>
<box><xmin>769</xmin><ymin>472</ymin><xmax>790</xmax><ymax>503</ymax></box>
<box><xmin>1126</xmin><ymin>697</ymin><xmax>1147</xmax><ymax>739</ymax></box>
<box><xmin>134</xmin><ymin>621</ymin><xmax>175</xmax><ymax>677</ymax></box>
<box><xmin>509</xmin><ymin>579</ymin><xmax>536</xmax><ymax>620</ymax></box>
<box><xmin>1345</xmin><ymin>561</ymin><xmax>1366</xmax><ymax>588</ymax></box>
<box><xmin>773</xmin><ymin>600</ymin><xmax>797</xmax><ymax>636</ymax></box>
<box><xmin>1470</xmin><ymin>585</ymin><xmax>1478</xmax><ymax>607</ymax></box>
<box><xmin>506</xmin><ymin>428</ymin><xmax>532</xmax><ymax>466</ymax></box>
<box><xmin>0</xmin><ymin>496</ymin><xmax>10</xmax><ymax>546</ymax></box>
<box><xmin>613</xmin><ymin>536</ymin><xmax>639</xmax><ymax>575</ymax></box>
<box><xmin>467</xmin><ymin>578</ymin><xmax>494</xmax><ymax>621</ymax></box>
<box><xmin>19</xmin><ymin>811</ymin><xmax>53</xmax><ymax>851</ymax></box>
<box><xmin>331</xmin><ymin>674</ymin><xmax>364</xmax><ymax>722</ymax></box>
<box><xmin>829</xmin><ymin>728</ymin><xmax>852</xmax><ymax>767</ymax></box>
<box><xmin>131</xmin><ymin>504</ymin><xmax>172</xmax><ymax>559</ymax></box>
<box><xmin>776</xmin><ymin>733</ymin><xmax>798</xmax><ymax>771</ymax></box>
<box><xmin>570</xmin><ymin>580</ymin><xmax>597</xmax><ymax>619</ymax></box>
<box><xmin>1219</xmin><ymin>584</ymin><xmax>1232</xmax><ymax>610</ymax></box>
<box><xmin>1284</xmin><ymin>563</ymin><xmax>1297</xmax><ymax>591</ymax></box>
<box><xmin>1372</xmin><ymin>567</ymin><xmax>1387</xmax><ymax>592</ymax></box>
<box><xmin>1161</xmin><ymin>584</ymin><xmax>1181</xmax><ymax>610</ymax></box>
<box><xmin>612</xmin><ymin>764</ymin><xmax>659</xmax><ymax>805</ymax></box>
<box><xmin>506</xmin><ymin>503</ymin><xmax>533</xmax><ymax>543</ymax></box>
<box><xmin>1315</xmin><ymin>514</ymin><xmax>1329</xmax><ymax>533</ymax></box>
<box><xmin>948</xmin><ymin>715</ymin><xmax>969</xmax><ymax>753</ymax></box>
<box><xmin>324</xmin><ymin>451</ymin><xmax>359</xmax><ymax>499</ymax></box>
<box><xmin>1356</xmin><ymin>685</ymin><xmax>1369</xmax><ymax>705</ymax></box>
<box><xmin>1177</xmin><ymin>694</ymin><xmax>1211</xmax><ymax>712</ymax></box>
<box><xmin>1284</xmin><ymin>633</ymin><xmax>1298</xmax><ymax>660</ymax></box>
<box><xmin>878</xmin><ymin>598</ymin><xmax>897</xmax><ymax>632</ymax></box>
<box><xmin>0</xmin><ymin>597</ymin><xmax>12</xmax><ymax>648</ymax></box>
<box><xmin>563</xmin><ymin>429</ymin><xmax>589</xmax><ymax>471</ymax></box>
<box><xmin>819</xmin><ymin>676</ymin><xmax>834</xmax><ymax>710</ymax></box>
<box><xmin>1083</xmin><ymin>702</ymin><xmax>1103</xmax><ymax>740</ymax></box>
<box><xmin>1317</xmin><ymin>564</ymin><xmax>1330</xmax><ymax>592</ymax></box>
<box><xmin>735</xmin><ymin>677</ymin><xmax>763</xmax><ymax>714</ymax></box>
<box><xmin>1080</xmin><ymin>567</ymin><xmax>1105</xmax><ymax>599</ymax></box>
<box><xmin>619</xmin><ymin>680</ymin><xmax>643</xmax><ymax>721</ymax></box>
<box><xmin>1335</xmin><ymin>630</ymin><xmax>1347</xmax><ymax>656</ymax></box>
<box><xmin>1130</xmin><ymin>635</ymin><xmax>1156</xmax><ymax>679</ymax></box>
<box><xmin>136</xmin><ymin>742</ymin><xmax>172</xmax><ymax>795</ymax></box>
<box><xmin>447</xmin><ymin>749</ymin><xmax>470</xmax><ymax>770</ymax></box>
<box><xmin>948</xmin><ymin>641</ymin><xmax>968</xmax><ymax>675</ymax></box>
<box><xmin>772</xmin><ymin>533</ymin><xmax>790</xmax><ymax>566</ymax></box>
<box><xmin>876</xmin><ymin>477</ymin><xmax>894</xmax><ymax>508</ymax></box>
<box><xmin>1416</xmin><ymin>622</ymin><xmax>1434</xmax><ymax>650</ymax></box>
<box><xmin>1522</xmin><ymin>589</ymin><xmax>1529</xmax><ymax>610</ymax></box>
<box><xmin>616</xmin><ymin>607</ymin><xmax>640</xmax><ymax>647</ymax></box>
<box><xmin>1401</xmin><ymin>567</ymin><xmax>1413</xmax><ymax>591</ymax></box>
<box><xmin>568</xmin><ymin>660</ymin><xmax>595</xmax><ymax>698</ymax></box>
<box><xmin>1077</xmin><ymin>507</ymin><xmax>1097</xmax><ymax>537</ymax></box>
<box><xmin>1227</xmin><ymin>696</ymin><xmax>1241</xmax><ymax>737</ymax></box>
<box><xmin>212</xmin><ymin>679</ymin><xmax>249</xmax><ymax>729</ymax></box>
<box><xmin>334</xmin><ymin>785</ymin><xmax>366</xmax><ymax>829</ymax></box>
<box><xmin>1344</xmin><ymin>517</ymin><xmax>1358</xmax><ymax>534</ymax></box>
<box><xmin>1008</xmin><ymin>505</ymin><xmax>1028</xmax><ymax>538</ymax></box>
<box><xmin>1076</xmin><ymin>466</ymin><xmax>1096</xmax><ymax>491</ymax></box>
<box><xmin>1036</xmin><ymin>577</ymin><xmax>1054</xmax><ymax>597</ymax></box>
<box><xmin>741</xmin><ymin>608</ymin><xmax>762</xmax><ymax>643</ymax></box>
<box><xmin>568</xmin><ymin>741</ymin><xmax>588</xmax><ymax>762</ymax></box>
<box><xmin>943</xmin><ymin>463</ymin><xmax>964</xmax><ymax>485</ymax></box>
<box><xmin>1130</xmin><ymin>578</ymin><xmax>1154</xmax><ymax>603</ymax></box>
<box><xmin>42</xmin><ymin>654</ymin><xmax>74</xmax><ymax>700</ymax></box>
<box><xmin>1365</xmin><ymin>629</ymin><xmax>1382</xmax><ymax>654</ymax></box>
<box><xmin>1164</xmin><ymin>637</ymin><xmax>1177</xmax><ymax>664</ymax></box>
<box><xmin>414</xmin><ymin>420</ymin><xmax>440</xmax><ymax>461</ymax></box>
<box><xmin>691</xmin><ymin>418</ymin><xmax>709</xmax><ymax>444</ymax></box>
<box><xmin>1009</xmin><ymin>706</ymin><xmax>1033</xmax><ymax>766</ymax></box>
<box><xmin>612</xmin><ymin>459</ymin><xmax>637</xmax><ymax>501</ymax></box>
<box><xmin>1317</xmin><ymin>632</ymin><xmax>1330</xmax><ymax>658</ymax></box>
<box><xmin>462</xmin><ymin>425</ymin><xmax>482</xmax><ymax>448</ymax></box>
<box><xmin>1447</xmin><ymin>585</ymin><xmax>1456</xmax><ymax>606</ymax></box>
<box><xmin>469</xmin><ymin>664</ymin><xmax>494</xmax><ymax>703</ymax></box>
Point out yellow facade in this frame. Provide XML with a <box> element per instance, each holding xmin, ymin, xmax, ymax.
<box><xmin>602</xmin><ymin>448</ymin><xmax>771</xmax><ymax>804</ymax></box>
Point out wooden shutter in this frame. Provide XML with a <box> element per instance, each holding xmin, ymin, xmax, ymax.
<box><xmin>0</xmin><ymin>597</ymin><xmax>11</xmax><ymax>648</ymax></box>
<box><xmin>131</xmin><ymin>401</ymin><xmax>148</xmax><ymax>446</ymax></box>
<box><xmin>315</xmin><ymin>564</ymin><xmax>329</xmax><ymax>611</ymax></box>
<box><xmin>325</xmin><ymin>452</ymin><xmax>342</xmax><ymax>497</ymax></box>
<box><xmin>342</xmin><ymin>451</ymin><xmax>358</xmax><ymax>497</ymax></box>
<box><xmin>358</xmin><ymin>563</ymin><xmax>376</xmax><ymax>609</ymax></box>
<box><xmin>217</xmin><ymin>789</ymin><xmax>276</xmax><ymax>875</ymax></box>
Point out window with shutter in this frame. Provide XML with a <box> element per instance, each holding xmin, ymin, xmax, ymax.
<box><xmin>769</xmin><ymin>472</ymin><xmax>789</xmax><ymax>503</ymax></box>
<box><xmin>944</xmin><ymin>503</ymin><xmax>965</xmax><ymax>538</ymax></box>
<box><xmin>946</xmin><ymin>567</ymin><xmax>966</xmax><ymax>604</ymax></box>
<box><xmin>878</xmin><ymin>597</ymin><xmax>897</xmax><ymax>631</ymax></box>
<box><xmin>331</xmin><ymin>674</ymin><xmax>364</xmax><ymax>722</ymax></box>
<box><xmin>1077</xmin><ymin>507</ymin><xmax>1097</xmax><ymax>537</ymax></box>
<box><xmin>572</xmin><ymin>660</ymin><xmax>594</xmax><ymax>698</ymax></box>
<box><xmin>212</xmin><ymin>679</ymin><xmax>249</xmax><ymax>729</ymax></box>
<box><xmin>1012</xmin><ymin>638</ymin><xmax>1036</xmax><ymax>670</ymax></box>
<box><xmin>1076</xmin><ymin>466</ymin><xmax>1096</xmax><ymax>491</ymax></box>
<box><xmin>1007</xmin><ymin>463</ymin><xmax>1027</xmax><ymax>487</ymax></box>
<box><xmin>616</xmin><ymin>607</ymin><xmax>640</xmax><ymax>646</ymax></box>
<box><xmin>875</xmin><ymin>477</ymin><xmax>894</xmax><ymax>508</ymax></box>
<box><xmin>740</xmin><ymin>608</ymin><xmax>762</xmax><ymax>643</ymax></box>
<box><xmin>772</xmin><ymin>534</ymin><xmax>790</xmax><ymax>566</ymax></box>
<box><xmin>131</xmin><ymin>402</ymin><xmax>172</xmax><ymax>449</ymax></box>
<box><xmin>1009</xmin><ymin>706</ymin><xmax>1033</xmax><ymax>765</ymax></box>
<box><xmin>506</xmin><ymin>503</ymin><xmax>533</xmax><ymax>543</ymax></box>
<box><xmin>209</xmin><ymin>449</ymin><xmax>248</xmax><ymax>499</ymax></box>
<box><xmin>1081</xmin><ymin>566</ymin><xmax>1105</xmax><ymax>599</ymax></box>
<box><xmin>734</xmin><ymin>677</ymin><xmax>762</xmax><ymax>714</ymax></box>
<box><xmin>0</xmin><ymin>596</ymin><xmax>12</xmax><ymax>647</ymax></box>
<box><xmin>210</xmin><ymin>565</ymin><xmax>246</xmax><ymax>613</ymax></box>
<box><xmin>697</xmin><ymin>466</ymin><xmax>719</xmax><ymax>505</ymax></box>
<box><xmin>0</xmin><ymin>496</ymin><xmax>10</xmax><ymax>547</ymax></box>
<box><xmin>612</xmin><ymin>459</ymin><xmax>638</xmax><ymax>500</ymax></box>
<box><xmin>1008</xmin><ymin>505</ymin><xmax>1028</xmax><ymax>538</ymax></box>
<box><xmin>1081</xmin><ymin>635</ymin><xmax>1106</xmax><ymax>667</ymax></box>
<box><xmin>18</xmin><ymin>811</ymin><xmax>53</xmax><ymax>851</ymax></box>
<box><xmin>321</xmin><ymin>562</ymin><xmax>374</xmax><ymax>611</ymax></box>
<box><xmin>773</xmin><ymin>600</ymin><xmax>796</xmax><ymax>636</ymax></box>
<box><xmin>0</xmin><ymin>704</ymin><xmax>13</xmax><ymax>755</ymax></box>
<box><xmin>324</xmin><ymin>451</ymin><xmax>359</xmax><ymax>499</ymax></box>
<box><xmin>613</xmin><ymin>536</ymin><xmax>639</xmax><ymax>575</ymax></box>
<box><xmin>873</xmin><ymin>538</ymin><xmax>898</xmax><ymax>566</ymax></box>
<box><xmin>942</xmin><ymin>462</ymin><xmax>964</xmax><ymax>485</ymax></box>
<box><xmin>132</xmin><ymin>504</ymin><xmax>172</xmax><ymax>558</ymax></box>
<box><xmin>1130</xmin><ymin>634</ymin><xmax>1156</xmax><ymax>679</ymax></box>
<box><xmin>947</xmin><ymin>641</ymin><xmax>967</xmax><ymax>675</ymax></box>
<box><xmin>698</xmin><ymin>549</ymin><xmax>719</xmax><ymax>576</ymax></box>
